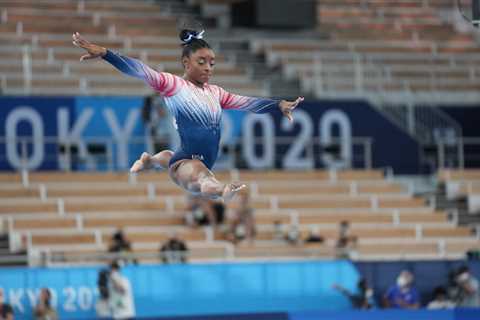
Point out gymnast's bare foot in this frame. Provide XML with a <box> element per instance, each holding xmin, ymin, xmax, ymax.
<box><xmin>222</xmin><ymin>182</ymin><xmax>246</xmax><ymax>202</ymax></box>
<box><xmin>130</xmin><ymin>152</ymin><xmax>153</xmax><ymax>173</ymax></box>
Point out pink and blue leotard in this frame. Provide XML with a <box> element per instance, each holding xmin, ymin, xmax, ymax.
<box><xmin>103</xmin><ymin>50</ymin><xmax>279</xmax><ymax>169</ymax></box>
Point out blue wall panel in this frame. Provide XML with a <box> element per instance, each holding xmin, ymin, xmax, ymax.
<box><xmin>0</xmin><ymin>96</ymin><xmax>423</xmax><ymax>172</ymax></box>
<box><xmin>355</xmin><ymin>261</ymin><xmax>480</xmax><ymax>306</ymax></box>
<box><xmin>289</xmin><ymin>309</ymin><xmax>480</xmax><ymax>320</ymax></box>
<box><xmin>0</xmin><ymin>261</ymin><xmax>358</xmax><ymax>319</ymax></box>
<box><xmin>0</xmin><ymin>96</ymin><xmax>74</xmax><ymax>170</ymax></box>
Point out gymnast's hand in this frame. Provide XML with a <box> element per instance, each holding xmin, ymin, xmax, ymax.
<box><xmin>279</xmin><ymin>97</ymin><xmax>304</xmax><ymax>122</ymax></box>
<box><xmin>72</xmin><ymin>32</ymin><xmax>107</xmax><ymax>61</ymax></box>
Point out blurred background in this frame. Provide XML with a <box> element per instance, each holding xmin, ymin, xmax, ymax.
<box><xmin>0</xmin><ymin>0</ymin><xmax>480</xmax><ymax>319</ymax></box>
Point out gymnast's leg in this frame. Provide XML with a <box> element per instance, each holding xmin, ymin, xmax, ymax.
<box><xmin>130</xmin><ymin>151</ymin><xmax>173</xmax><ymax>172</ymax></box>
<box><xmin>169</xmin><ymin>159</ymin><xmax>245</xmax><ymax>202</ymax></box>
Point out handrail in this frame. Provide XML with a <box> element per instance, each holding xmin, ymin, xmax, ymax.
<box><xmin>0</xmin><ymin>135</ymin><xmax>374</xmax><ymax>171</ymax></box>
<box><xmin>21</xmin><ymin>44</ymin><xmax>32</xmax><ymax>95</ymax></box>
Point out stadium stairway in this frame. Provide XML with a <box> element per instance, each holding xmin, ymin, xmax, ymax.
<box><xmin>206</xmin><ymin>29</ymin><xmax>304</xmax><ymax>98</ymax></box>
<box><xmin>0</xmin><ymin>233</ymin><xmax>28</xmax><ymax>267</ymax></box>
<box><xmin>436</xmin><ymin>169</ymin><xmax>480</xmax><ymax>226</ymax></box>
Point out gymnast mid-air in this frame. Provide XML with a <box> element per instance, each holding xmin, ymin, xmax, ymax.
<box><xmin>73</xmin><ymin>29</ymin><xmax>303</xmax><ymax>201</ymax></box>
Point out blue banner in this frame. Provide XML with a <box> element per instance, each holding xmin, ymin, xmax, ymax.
<box><xmin>0</xmin><ymin>96</ymin><xmax>74</xmax><ymax>170</ymax></box>
<box><xmin>0</xmin><ymin>96</ymin><xmax>424</xmax><ymax>172</ymax></box>
<box><xmin>0</xmin><ymin>261</ymin><xmax>359</xmax><ymax>319</ymax></box>
<box><xmin>289</xmin><ymin>309</ymin><xmax>480</xmax><ymax>320</ymax></box>
<box><xmin>269</xmin><ymin>100</ymin><xmax>420</xmax><ymax>173</ymax></box>
<box><xmin>74</xmin><ymin>96</ymin><xmax>145</xmax><ymax>170</ymax></box>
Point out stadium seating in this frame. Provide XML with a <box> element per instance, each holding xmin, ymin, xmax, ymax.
<box><xmin>439</xmin><ymin>169</ymin><xmax>480</xmax><ymax>214</ymax></box>
<box><xmin>0</xmin><ymin>0</ymin><xmax>267</xmax><ymax>96</ymax></box>
<box><xmin>250</xmin><ymin>0</ymin><xmax>480</xmax><ymax>101</ymax></box>
<box><xmin>1</xmin><ymin>0</ymin><xmax>479</xmax><ymax>266</ymax></box>
<box><xmin>0</xmin><ymin>169</ymin><xmax>478</xmax><ymax>265</ymax></box>
<box><xmin>3</xmin><ymin>0</ymin><xmax>477</xmax><ymax>100</ymax></box>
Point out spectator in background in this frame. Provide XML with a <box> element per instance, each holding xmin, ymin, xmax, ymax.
<box><xmin>335</xmin><ymin>220</ymin><xmax>357</xmax><ymax>259</ymax></box>
<box><xmin>427</xmin><ymin>286</ymin><xmax>455</xmax><ymax>309</ymax></box>
<box><xmin>455</xmin><ymin>265</ymin><xmax>480</xmax><ymax>307</ymax></box>
<box><xmin>108</xmin><ymin>261</ymin><xmax>135</xmax><ymax>320</ymax></box>
<box><xmin>304</xmin><ymin>225</ymin><xmax>324</xmax><ymax>244</ymax></box>
<box><xmin>210</xmin><ymin>200</ymin><xmax>226</xmax><ymax>226</ymax></box>
<box><xmin>273</xmin><ymin>220</ymin><xmax>285</xmax><ymax>242</ymax></box>
<box><xmin>141</xmin><ymin>94</ymin><xmax>173</xmax><ymax>153</ymax></box>
<box><xmin>333</xmin><ymin>278</ymin><xmax>375</xmax><ymax>309</ymax></box>
<box><xmin>228</xmin><ymin>192</ymin><xmax>255</xmax><ymax>244</ymax></box>
<box><xmin>184</xmin><ymin>195</ymin><xmax>224</xmax><ymax>228</ymax></box>
<box><xmin>0</xmin><ymin>288</ymin><xmax>13</xmax><ymax>320</ymax></box>
<box><xmin>285</xmin><ymin>224</ymin><xmax>301</xmax><ymax>245</ymax></box>
<box><xmin>34</xmin><ymin>288</ymin><xmax>57</xmax><ymax>320</ymax></box>
<box><xmin>447</xmin><ymin>269</ymin><xmax>462</xmax><ymax>303</ymax></box>
<box><xmin>160</xmin><ymin>232</ymin><xmax>189</xmax><ymax>264</ymax></box>
<box><xmin>383</xmin><ymin>270</ymin><xmax>420</xmax><ymax>309</ymax></box>
<box><xmin>95</xmin><ymin>268</ymin><xmax>111</xmax><ymax>318</ymax></box>
<box><xmin>109</xmin><ymin>229</ymin><xmax>132</xmax><ymax>253</ymax></box>
<box><xmin>108</xmin><ymin>229</ymin><xmax>136</xmax><ymax>265</ymax></box>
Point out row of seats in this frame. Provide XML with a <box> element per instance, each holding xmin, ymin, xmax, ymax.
<box><xmin>250</xmin><ymin>0</ymin><xmax>479</xmax><ymax>100</ymax></box>
<box><xmin>0</xmin><ymin>169</ymin><xmax>477</xmax><ymax>263</ymax></box>
<box><xmin>0</xmin><ymin>0</ymin><xmax>267</xmax><ymax>96</ymax></box>
<box><xmin>3</xmin><ymin>0</ymin><xmax>473</xmax><ymax>99</ymax></box>
<box><xmin>439</xmin><ymin>169</ymin><xmax>480</xmax><ymax>213</ymax></box>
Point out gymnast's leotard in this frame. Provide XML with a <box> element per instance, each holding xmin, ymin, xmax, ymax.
<box><xmin>103</xmin><ymin>50</ymin><xmax>279</xmax><ymax>169</ymax></box>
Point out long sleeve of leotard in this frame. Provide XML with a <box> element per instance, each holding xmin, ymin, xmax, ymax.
<box><xmin>102</xmin><ymin>49</ymin><xmax>180</xmax><ymax>96</ymax></box>
<box><xmin>218</xmin><ymin>86</ymin><xmax>279</xmax><ymax>113</ymax></box>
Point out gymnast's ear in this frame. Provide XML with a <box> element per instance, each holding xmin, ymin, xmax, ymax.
<box><xmin>182</xmin><ymin>56</ymin><xmax>190</xmax><ymax>69</ymax></box>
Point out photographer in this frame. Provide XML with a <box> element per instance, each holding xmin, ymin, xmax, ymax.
<box><xmin>332</xmin><ymin>278</ymin><xmax>375</xmax><ymax>309</ymax></box>
<box><xmin>107</xmin><ymin>261</ymin><xmax>136</xmax><ymax>320</ymax></box>
<box><xmin>96</xmin><ymin>261</ymin><xmax>135</xmax><ymax>319</ymax></box>
<box><xmin>455</xmin><ymin>265</ymin><xmax>480</xmax><ymax>307</ymax></box>
<box><xmin>160</xmin><ymin>232</ymin><xmax>189</xmax><ymax>264</ymax></box>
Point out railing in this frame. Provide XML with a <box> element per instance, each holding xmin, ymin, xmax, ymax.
<box><xmin>309</xmin><ymin>51</ymin><xmax>480</xmax><ymax>104</ymax></box>
<box><xmin>436</xmin><ymin>137</ymin><xmax>480</xmax><ymax>169</ymax></box>
<box><xmin>3</xmin><ymin>133</ymin><xmax>479</xmax><ymax>171</ymax></box>
<box><xmin>311</xmin><ymin>52</ymin><xmax>464</xmax><ymax>149</ymax></box>
<box><xmin>25</xmin><ymin>237</ymin><xmax>474</xmax><ymax>266</ymax></box>
<box><xmin>21</xmin><ymin>44</ymin><xmax>32</xmax><ymax>95</ymax></box>
<box><xmin>0</xmin><ymin>135</ymin><xmax>374</xmax><ymax>171</ymax></box>
<box><xmin>0</xmin><ymin>132</ymin><xmax>464</xmax><ymax>172</ymax></box>
<box><xmin>373</xmin><ymin>102</ymin><xmax>463</xmax><ymax>145</ymax></box>
<box><xmin>29</xmin><ymin>242</ymin><xmax>236</xmax><ymax>267</ymax></box>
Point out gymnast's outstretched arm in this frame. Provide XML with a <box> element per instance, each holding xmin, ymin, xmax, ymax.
<box><xmin>217</xmin><ymin>86</ymin><xmax>304</xmax><ymax>122</ymax></box>
<box><xmin>72</xmin><ymin>32</ymin><xmax>179</xmax><ymax>96</ymax></box>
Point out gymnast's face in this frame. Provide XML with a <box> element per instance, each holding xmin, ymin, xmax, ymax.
<box><xmin>182</xmin><ymin>48</ymin><xmax>216</xmax><ymax>85</ymax></box>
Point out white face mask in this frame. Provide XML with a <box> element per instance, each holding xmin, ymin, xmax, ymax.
<box><xmin>458</xmin><ymin>272</ymin><xmax>469</xmax><ymax>282</ymax></box>
<box><xmin>366</xmin><ymin>289</ymin><xmax>373</xmax><ymax>298</ymax></box>
<box><xmin>397</xmin><ymin>276</ymin><xmax>408</xmax><ymax>287</ymax></box>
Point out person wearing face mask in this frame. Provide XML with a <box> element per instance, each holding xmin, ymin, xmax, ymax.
<box><xmin>427</xmin><ymin>286</ymin><xmax>455</xmax><ymax>309</ymax></box>
<box><xmin>108</xmin><ymin>261</ymin><xmax>136</xmax><ymax>320</ymax></box>
<box><xmin>455</xmin><ymin>265</ymin><xmax>480</xmax><ymax>307</ymax></box>
<box><xmin>0</xmin><ymin>288</ymin><xmax>13</xmax><ymax>320</ymax></box>
<box><xmin>332</xmin><ymin>278</ymin><xmax>375</xmax><ymax>309</ymax></box>
<box><xmin>383</xmin><ymin>270</ymin><xmax>420</xmax><ymax>309</ymax></box>
<box><xmin>33</xmin><ymin>288</ymin><xmax>57</xmax><ymax>320</ymax></box>
<box><xmin>335</xmin><ymin>220</ymin><xmax>357</xmax><ymax>259</ymax></box>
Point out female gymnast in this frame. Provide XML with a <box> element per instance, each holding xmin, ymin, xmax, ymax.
<box><xmin>72</xmin><ymin>29</ymin><xmax>303</xmax><ymax>201</ymax></box>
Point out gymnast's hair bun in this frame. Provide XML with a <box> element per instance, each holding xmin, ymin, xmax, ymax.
<box><xmin>179</xmin><ymin>29</ymin><xmax>205</xmax><ymax>45</ymax></box>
